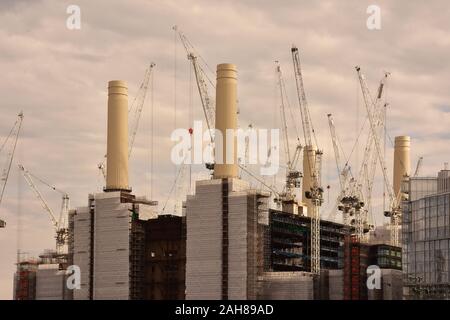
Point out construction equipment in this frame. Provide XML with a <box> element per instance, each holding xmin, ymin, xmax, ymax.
<box><xmin>275</xmin><ymin>61</ymin><xmax>303</xmax><ymax>204</ymax></box>
<box><xmin>291</xmin><ymin>45</ymin><xmax>323</xmax><ymax>274</ymax></box>
<box><xmin>356</xmin><ymin>66</ymin><xmax>401</xmax><ymax>246</ymax></box>
<box><xmin>0</xmin><ymin>112</ymin><xmax>24</xmax><ymax>228</ymax></box>
<box><xmin>18</xmin><ymin>164</ymin><xmax>69</xmax><ymax>255</ymax></box>
<box><xmin>330</xmin><ymin>69</ymin><xmax>389</xmax><ymax>243</ymax></box>
<box><xmin>98</xmin><ymin>63</ymin><xmax>156</xmax><ymax>179</ymax></box>
<box><xmin>174</xmin><ymin>26</ymin><xmax>215</xmax><ymax>144</ymax></box>
<box><xmin>327</xmin><ymin>114</ymin><xmax>353</xmax><ymax>225</ymax></box>
<box><xmin>414</xmin><ymin>157</ymin><xmax>423</xmax><ymax>177</ymax></box>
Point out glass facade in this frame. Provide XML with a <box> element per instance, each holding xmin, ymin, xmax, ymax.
<box><xmin>402</xmin><ymin>173</ymin><xmax>450</xmax><ymax>298</ymax></box>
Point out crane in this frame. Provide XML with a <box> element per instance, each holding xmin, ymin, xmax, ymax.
<box><xmin>327</xmin><ymin>114</ymin><xmax>353</xmax><ymax>225</ymax></box>
<box><xmin>275</xmin><ymin>61</ymin><xmax>303</xmax><ymax>204</ymax></box>
<box><xmin>18</xmin><ymin>164</ymin><xmax>69</xmax><ymax>255</ymax></box>
<box><xmin>414</xmin><ymin>157</ymin><xmax>423</xmax><ymax>177</ymax></box>
<box><xmin>291</xmin><ymin>45</ymin><xmax>323</xmax><ymax>274</ymax></box>
<box><xmin>356</xmin><ymin>66</ymin><xmax>401</xmax><ymax>246</ymax></box>
<box><xmin>347</xmin><ymin>71</ymin><xmax>389</xmax><ymax>241</ymax></box>
<box><xmin>98</xmin><ymin>62</ymin><xmax>156</xmax><ymax>179</ymax></box>
<box><xmin>173</xmin><ymin>25</ymin><xmax>215</xmax><ymax>144</ymax></box>
<box><xmin>0</xmin><ymin>112</ymin><xmax>24</xmax><ymax>228</ymax></box>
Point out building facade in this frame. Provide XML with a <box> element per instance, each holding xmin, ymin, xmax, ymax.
<box><xmin>403</xmin><ymin>171</ymin><xmax>450</xmax><ymax>299</ymax></box>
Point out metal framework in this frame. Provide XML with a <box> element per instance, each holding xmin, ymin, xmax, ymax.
<box><xmin>291</xmin><ymin>46</ymin><xmax>323</xmax><ymax>274</ymax></box>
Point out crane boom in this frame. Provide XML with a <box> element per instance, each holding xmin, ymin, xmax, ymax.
<box><xmin>129</xmin><ymin>62</ymin><xmax>156</xmax><ymax>157</ymax></box>
<box><xmin>414</xmin><ymin>157</ymin><xmax>423</xmax><ymax>177</ymax></box>
<box><xmin>0</xmin><ymin>112</ymin><xmax>24</xmax><ymax>228</ymax></box>
<box><xmin>174</xmin><ymin>26</ymin><xmax>216</xmax><ymax>144</ymax></box>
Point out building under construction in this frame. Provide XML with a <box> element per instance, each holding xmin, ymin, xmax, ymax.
<box><xmin>142</xmin><ymin>214</ymin><xmax>186</xmax><ymax>300</ymax></box>
<box><xmin>13</xmin><ymin>250</ymin><xmax>71</xmax><ymax>300</ymax></box>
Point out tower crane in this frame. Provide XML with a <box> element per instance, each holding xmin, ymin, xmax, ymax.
<box><xmin>275</xmin><ymin>61</ymin><xmax>302</xmax><ymax>204</ymax></box>
<box><xmin>356</xmin><ymin>66</ymin><xmax>401</xmax><ymax>246</ymax></box>
<box><xmin>0</xmin><ymin>112</ymin><xmax>24</xmax><ymax>228</ymax></box>
<box><xmin>333</xmin><ymin>70</ymin><xmax>389</xmax><ymax>241</ymax></box>
<box><xmin>98</xmin><ymin>62</ymin><xmax>156</xmax><ymax>179</ymax></box>
<box><xmin>173</xmin><ymin>25</ymin><xmax>215</xmax><ymax>144</ymax></box>
<box><xmin>18</xmin><ymin>164</ymin><xmax>69</xmax><ymax>255</ymax></box>
<box><xmin>291</xmin><ymin>45</ymin><xmax>323</xmax><ymax>274</ymax></box>
<box><xmin>327</xmin><ymin>114</ymin><xmax>353</xmax><ymax>225</ymax></box>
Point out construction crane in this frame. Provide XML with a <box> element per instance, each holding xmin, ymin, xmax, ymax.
<box><xmin>0</xmin><ymin>112</ymin><xmax>24</xmax><ymax>228</ymax></box>
<box><xmin>173</xmin><ymin>25</ymin><xmax>215</xmax><ymax>144</ymax></box>
<box><xmin>356</xmin><ymin>66</ymin><xmax>401</xmax><ymax>246</ymax></box>
<box><xmin>344</xmin><ymin>71</ymin><xmax>389</xmax><ymax>241</ymax></box>
<box><xmin>291</xmin><ymin>45</ymin><xmax>323</xmax><ymax>274</ymax></box>
<box><xmin>275</xmin><ymin>61</ymin><xmax>302</xmax><ymax>204</ymax></box>
<box><xmin>327</xmin><ymin>114</ymin><xmax>353</xmax><ymax>225</ymax></box>
<box><xmin>18</xmin><ymin>164</ymin><xmax>69</xmax><ymax>255</ymax></box>
<box><xmin>414</xmin><ymin>157</ymin><xmax>423</xmax><ymax>177</ymax></box>
<box><xmin>98</xmin><ymin>63</ymin><xmax>156</xmax><ymax>179</ymax></box>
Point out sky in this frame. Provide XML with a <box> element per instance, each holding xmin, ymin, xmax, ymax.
<box><xmin>0</xmin><ymin>0</ymin><xmax>449</xmax><ymax>299</ymax></box>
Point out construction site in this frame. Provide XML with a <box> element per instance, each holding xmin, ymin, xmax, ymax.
<box><xmin>1</xmin><ymin>25</ymin><xmax>448</xmax><ymax>301</ymax></box>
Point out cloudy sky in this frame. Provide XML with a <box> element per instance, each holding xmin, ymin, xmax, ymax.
<box><xmin>0</xmin><ymin>0</ymin><xmax>449</xmax><ymax>299</ymax></box>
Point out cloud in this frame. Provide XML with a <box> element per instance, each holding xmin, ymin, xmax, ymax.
<box><xmin>0</xmin><ymin>0</ymin><xmax>449</xmax><ymax>299</ymax></box>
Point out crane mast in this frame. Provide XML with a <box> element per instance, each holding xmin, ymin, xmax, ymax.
<box><xmin>0</xmin><ymin>112</ymin><xmax>24</xmax><ymax>228</ymax></box>
<box><xmin>291</xmin><ymin>46</ymin><xmax>323</xmax><ymax>274</ymax></box>
<box><xmin>18</xmin><ymin>164</ymin><xmax>69</xmax><ymax>255</ymax></box>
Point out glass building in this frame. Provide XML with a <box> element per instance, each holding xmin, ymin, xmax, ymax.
<box><xmin>402</xmin><ymin>172</ymin><xmax>450</xmax><ymax>299</ymax></box>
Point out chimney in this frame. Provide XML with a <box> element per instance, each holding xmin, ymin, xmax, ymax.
<box><xmin>393</xmin><ymin>136</ymin><xmax>410</xmax><ymax>198</ymax></box>
<box><xmin>213</xmin><ymin>63</ymin><xmax>238</xmax><ymax>179</ymax></box>
<box><xmin>105</xmin><ymin>80</ymin><xmax>130</xmax><ymax>192</ymax></box>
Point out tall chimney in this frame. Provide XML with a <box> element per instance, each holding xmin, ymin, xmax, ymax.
<box><xmin>302</xmin><ymin>145</ymin><xmax>317</xmax><ymax>216</ymax></box>
<box><xmin>213</xmin><ymin>63</ymin><xmax>238</xmax><ymax>179</ymax></box>
<box><xmin>105</xmin><ymin>80</ymin><xmax>130</xmax><ymax>192</ymax></box>
<box><xmin>393</xmin><ymin>136</ymin><xmax>410</xmax><ymax>198</ymax></box>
